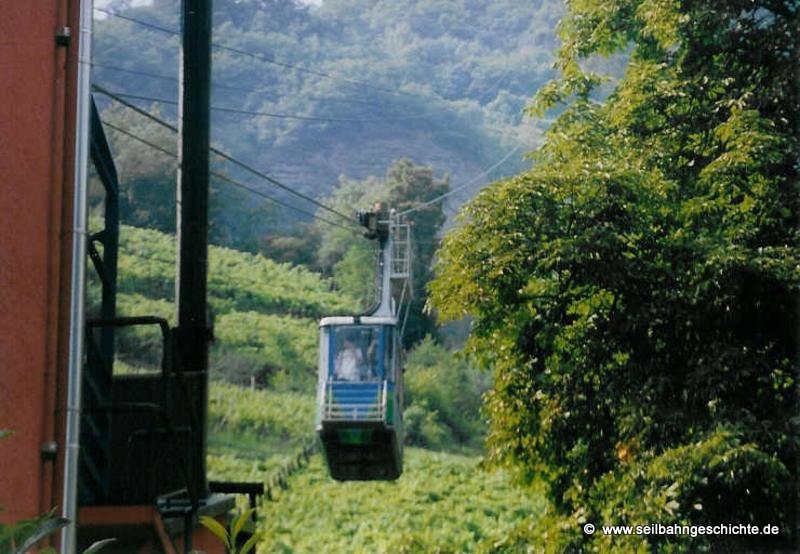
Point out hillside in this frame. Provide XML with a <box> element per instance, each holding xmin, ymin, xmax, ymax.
<box><xmin>88</xmin><ymin>220</ymin><xmax>526</xmax><ymax>550</ymax></box>
<box><xmin>254</xmin><ymin>449</ymin><xmax>543</xmax><ymax>553</ymax></box>
<box><xmin>92</xmin><ymin>0</ymin><xmax>565</xmax><ymax>235</ymax></box>
<box><xmin>87</xmin><ymin>221</ymin><xmax>357</xmax><ymax>386</ymax></box>
<box><xmin>206</xmin><ymin>383</ymin><xmax>317</xmax><ymax>479</ymax></box>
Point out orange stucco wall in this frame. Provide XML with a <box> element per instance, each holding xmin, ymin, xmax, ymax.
<box><xmin>0</xmin><ymin>0</ymin><xmax>78</xmax><ymax>525</ymax></box>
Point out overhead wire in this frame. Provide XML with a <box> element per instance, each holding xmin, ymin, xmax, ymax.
<box><xmin>398</xmin><ymin>145</ymin><xmax>522</xmax><ymax>216</ymax></box>
<box><xmin>98</xmin><ymin>89</ymin><xmax>430</xmax><ymax>123</ymax></box>
<box><xmin>92</xmin><ymin>62</ymin><xmax>387</xmax><ymax>106</ymax></box>
<box><xmin>93</xmin><ymin>7</ymin><xmax>417</xmax><ymax>99</ymax></box>
<box><xmin>92</xmin><ymin>84</ymin><xmax>359</xmax><ymax>226</ymax></box>
<box><xmin>100</xmin><ymin>120</ymin><xmax>357</xmax><ymax>233</ymax></box>
<box><xmin>92</xmin><ymin>62</ymin><xmax>176</xmax><ymax>83</ymax></box>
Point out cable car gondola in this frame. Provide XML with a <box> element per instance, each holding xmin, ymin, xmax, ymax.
<box><xmin>316</xmin><ymin>210</ymin><xmax>410</xmax><ymax>480</ymax></box>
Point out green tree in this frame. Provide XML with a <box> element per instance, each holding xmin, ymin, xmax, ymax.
<box><xmin>258</xmin><ymin>222</ymin><xmax>322</xmax><ymax>269</ymax></box>
<box><xmin>317</xmin><ymin>159</ymin><xmax>448</xmax><ymax>346</ymax></box>
<box><xmin>404</xmin><ymin>336</ymin><xmax>489</xmax><ymax>450</ymax></box>
<box><xmin>385</xmin><ymin>159</ymin><xmax>449</xmax><ymax>345</ymax></box>
<box><xmin>431</xmin><ymin>1</ymin><xmax>798</xmax><ymax>551</ymax></box>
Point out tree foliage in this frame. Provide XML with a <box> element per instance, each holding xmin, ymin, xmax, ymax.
<box><xmin>317</xmin><ymin>159</ymin><xmax>449</xmax><ymax>346</ymax></box>
<box><xmin>404</xmin><ymin>336</ymin><xmax>489</xmax><ymax>451</ymax></box>
<box><xmin>93</xmin><ymin>0</ymin><xmax>558</xmax><ymax>233</ymax></box>
<box><xmin>431</xmin><ymin>0</ymin><xmax>798</xmax><ymax>551</ymax></box>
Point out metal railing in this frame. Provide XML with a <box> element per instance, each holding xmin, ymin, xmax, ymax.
<box><xmin>322</xmin><ymin>380</ymin><xmax>388</xmax><ymax>422</ymax></box>
<box><xmin>83</xmin><ymin>316</ymin><xmax>200</xmax><ymax>509</ymax></box>
<box><xmin>390</xmin><ymin>223</ymin><xmax>411</xmax><ymax>279</ymax></box>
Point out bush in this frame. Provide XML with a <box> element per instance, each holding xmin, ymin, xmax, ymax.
<box><xmin>494</xmin><ymin>428</ymin><xmax>792</xmax><ymax>553</ymax></box>
<box><xmin>404</xmin><ymin>337</ymin><xmax>489</xmax><ymax>450</ymax></box>
<box><xmin>430</xmin><ymin>1</ymin><xmax>798</xmax><ymax>550</ymax></box>
<box><xmin>403</xmin><ymin>401</ymin><xmax>450</xmax><ymax>450</ymax></box>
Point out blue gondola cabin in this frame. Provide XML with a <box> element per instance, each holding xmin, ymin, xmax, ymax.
<box><xmin>316</xmin><ymin>315</ymin><xmax>403</xmax><ymax>480</ymax></box>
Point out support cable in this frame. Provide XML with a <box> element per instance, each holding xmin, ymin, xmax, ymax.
<box><xmin>92</xmin><ymin>84</ymin><xmax>359</xmax><ymax>225</ymax></box>
<box><xmin>94</xmin><ymin>7</ymin><xmax>416</xmax><ymax>99</ymax></box>
<box><xmin>98</xmin><ymin>89</ymin><xmax>429</xmax><ymax>123</ymax></box>
<box><xmin>101</xmin><ymin>120</ymin><xmax>359</xmax><ymax>233</ymax></box>
<box><xmin>398</xmin><ymin>145</ymin><xmax>522</xmax><ymax>216</ymax></box>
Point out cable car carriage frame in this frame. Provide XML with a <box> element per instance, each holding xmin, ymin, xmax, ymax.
<box><xmin>316</xmin><ymin>210</ymin><xmax>410</xmax><ymax>480</ymax></box>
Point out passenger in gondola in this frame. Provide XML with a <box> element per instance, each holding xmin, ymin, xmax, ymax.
<box><xmin>365</xmin><ymin>338</ymin><xmax>379</xmax><ymax>380</ymax></box>
<box><xmin>335</xmin><ymin>337</ymin><xmax>363</xmax><ymax>381</ymax></box>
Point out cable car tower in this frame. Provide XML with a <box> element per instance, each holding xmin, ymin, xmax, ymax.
<box><xmin>316</xmin><ymin>208</ymin><xmax>411</xmax><ymax>480</ymax></box>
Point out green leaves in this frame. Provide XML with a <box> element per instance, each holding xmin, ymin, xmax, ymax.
<box><xmin>404</xmin><ymin>337</ymin><xmax>489</xmax><ymax>450</ymax></box>
<box><xmin>200</xmin><ymin>510</ymin><xmax>260</xmax><ymax>554</ymax></box>
<box><xmin>230</xmin><ymin>509</ymin><xmax>255</xmax><ymax>548</ymax></box>
<box><xmin>0</xmin><ymin>510</ymin><xmax>68</xmax><ymax>554</ymax></box>
<box><xmin>82</xmin><ymin>538</ymin><xmax>117</xmax><ymax>554</ymax></box>
<box><xmin>200</xmin><ymin>516</ymin><xmax>231</xmax><ymax>551</ymax></box>
<box><xmin>432</xmin><ymin>0</ymin><xmax>798</xmax><ymax>550</ymax></box>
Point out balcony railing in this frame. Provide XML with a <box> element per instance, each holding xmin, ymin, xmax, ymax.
<box><xmin>322</xmin><ymin>380</ymin><xmax>388</xmax><ymax>423</ymax></box>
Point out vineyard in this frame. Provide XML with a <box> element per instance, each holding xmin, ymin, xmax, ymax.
<box><xmin>87</xmin><ymin>220</ymin><xmax>353</xmax><ymax>388</ymax></box>
<box><xmin>254</xmin><ymin>450</ymin><xmax>543</xmax><ymax>554</ymax></box>
<box><xmin>205</xmin><ymin>383</ymin><xmax>542</xmax><ymax>554</ymax></box>
<box><xmin>87</xmin><ymin>220</ymin><xmax>525</xmax><ymax>551</ymax></box>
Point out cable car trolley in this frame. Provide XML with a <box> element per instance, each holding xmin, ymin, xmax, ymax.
<box><xmin>316</xmin><ymin>209</ymin><xmax>410</xmax><ymax>480</ymax></box>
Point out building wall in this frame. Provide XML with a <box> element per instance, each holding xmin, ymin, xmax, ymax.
<box><xmin>0</xmin><ymin>0</ymin><xmax>78</xmax><ymax>524</ymax></box>
<box><xmin>0</xmin><ymin>7</ymin><xmax>229</xmax><ymax>551</ymax></box>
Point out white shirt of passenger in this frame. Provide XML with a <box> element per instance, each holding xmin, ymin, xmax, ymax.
<box><xmin>336</xmin><ymin>347</ymin><xmax>363</xmax><ymax>381</ymax></box>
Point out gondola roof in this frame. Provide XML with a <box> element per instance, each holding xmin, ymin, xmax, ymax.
<box><xmin>319</xmin><ymin>315</ymin><xmax>397</xmax><ymax>327</ymax></box>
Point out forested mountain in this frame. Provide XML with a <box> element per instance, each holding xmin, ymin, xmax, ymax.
<box><xmin>92</xmin><ymin>0</ymin><xmax>565</xmax><ymax>235</ymax></box>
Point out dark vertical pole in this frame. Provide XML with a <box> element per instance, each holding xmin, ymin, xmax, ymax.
<box><xmin>177</xmin><ymin>0</ymin><xmax>212</xmax><ymax>502</ymax></box>
<box><xmin>87</xmin><ymin>97</ymin><xmax>120</xmax><ymax>502</ymax></box>
<box><xmin>89</xmin><ymin>98</ymin><xmax>119</xmax><ymax>368</ymax></box>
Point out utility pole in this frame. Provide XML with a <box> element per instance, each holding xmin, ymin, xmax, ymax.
<box><xmin>176</xmin><ymin>0</ymin><xmax>212</xmax><ymax>502</ymax></box>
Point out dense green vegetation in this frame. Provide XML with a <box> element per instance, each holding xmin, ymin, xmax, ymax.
<box><xmin>113</xmin><ymin>223</ymin><xmax>355</xmax><ymax>318</ymax></box>
<box><xmin>432</xmin><ymin>0</ymin><xmax>798</xmax><ymax>551</ymax></box>
<box><xmin>209</xmin><ymin>382</ymin><xmax>315</xmax><ymax>444</ymax></box>
<box><xmin>90</xmin><ymin>219</ymin><xmax>488</xmax><ymax>450</ymax></box>
<box><xmin>203</xmin><ymin>384</ymin><xmax>540</xmax><ymax>553</ymax></box>
<box><xmin>255</xmin><ymin>448</ymin><xmax>543</xmax><ymax>554</ymax></box>
<box><xmin>315</xmin><ymin>158</ymin><xmax>449</xmax><ymax>344</ymax></box>
<box><xmin>404</xmin><ymin>337</ymin><xmax>488</xmax><ymax>451</ymax></box>
<box><xmin>207</xmin><ymin>383</ymin><xmax>316</xmax><ymax>483</ymax></box>
<box><xmin>92</xmin><ymin>0</ymin><xmax>565</xmax><ymax>248</ymax></box>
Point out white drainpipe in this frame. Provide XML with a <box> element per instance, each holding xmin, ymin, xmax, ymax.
<box><xmin>61</xmin><ymin>0</ymin><xmax>93</xmax><ymax>551</ymax></box>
